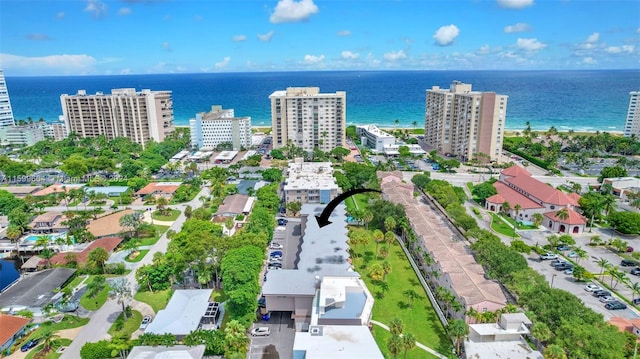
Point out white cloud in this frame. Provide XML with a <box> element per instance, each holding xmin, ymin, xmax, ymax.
<box><xmin>0</xmin><ymin>53</ymin><xmax>97</xmax><ymax>75</ymax></box>
<box><xmin>232</xmin><ymin>35</ymin><xmax>247</xmax><ymax>42</ymax></box>
<box><xmin>341</xmin><ymin>51</ymin><xmax>360</xmax><ymax>60</ymax></box>
<box><xmin>56</xmin><ymin>12</ymin><xmax>65</xmax><ymax>19</ymax></box>
<box><xmin>215</xmin><ymin>57</ymin><xmax>231</xmax><ymax>69</ymax></box>
<box><xmin>497</xmin><ymin>0</ymin><xmax>534</xmax><ymax>9</ymax></box>
<box><xmin>84</xmin><ymin>0</ymin><xmax>107</xmax><ymax>18</ymax></box>
<box><xmin>504</xmin><ymin>22</ymin><xmax>531</xmax><ymax>33</ymax></box>
<box><xmin>516</xmin><ymin>38</ymin><xmax>547</xmax><ymax>51</ymax></box>
<box><xmin>26</xmin><ymin>33</ymin><xmax>51</xmax><ymax>41</ymax></box>
<box><xmin>257</xmin><ymin>31</ymin><xmax>275</xmax><ymax>42</ymax></box>
<box><xmin>162</xmin><ymin>42</ymin><xmax>171</xmax><ymax>51</ymax></box>
<box><xmin>336</xmin><ymin>30</ymin><xmax>351</xmax><ymax>37</ymax></box>
<box><xmin>585</xmin><ymin>32</ymin><xmax>600</xmax><ymax>43</ymax></box>
<box><xmin>605</xmin><ymin>45</ymin><xmax>634</xmax><ymax>54</ymax></box>
<box><xmin>433</xmin><ymin>24</ymin><xmax>459</xmax><ymax>46</ymax></box>
<box><xmin>303</xmin><ymin>54</ymin><xmax>324</xmax><ymax>64</ymax></box>
<box><xmin>118</xmin><ymin>7</ymin><xmax>132</xmax><ymax>16</ymax></box>
<box><xmin>270</xmin><ymin>0</ymin><xmax>319</xmax><ymax>24</ymax></box>
<box><xmin>582</xmin><ymin>57</ymin><xmax>597</xmax><ymax>64</ymax></box>
<box><xmin>383</xmin><ymin>50</ymin><xmax>407</xmax><ymax>61</ymax></box>
<box><xmin>476</xmin><ymin>44</ymin><xmax>491</xmax><ymax>54</ymax></box>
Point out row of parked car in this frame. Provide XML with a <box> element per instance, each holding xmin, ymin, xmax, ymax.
<box><xmin>584</xmin><ymin>284</ymin><xmax>630</xmax><ymax>310</ymax></box>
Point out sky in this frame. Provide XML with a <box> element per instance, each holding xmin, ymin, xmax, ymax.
<box><xmin>0</xmin><ymin>0</ymin><xmax>639</xmax><ymax>76</ymax></box>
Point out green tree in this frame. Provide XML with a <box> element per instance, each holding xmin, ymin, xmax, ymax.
<box><xmin>402</xmin><ymin>289</ymin><xmax>420</xmax><ymax>308</ymax></box>
<box><xmin>448</xmin><ymin>318</ymin><xmax>468</xmax><ymax>355</ymax></box>
<box><xmin>598</xmin><ymin>165</ymin><xmax>628</xmax><ymax>182</ymax></box>
<box><xmin>39</xmin><ymin>328</ymin><xmax>61</xmax><ymax>354</ymax></box>
<box><xmin>123</xmin><ymin>238</ymin><xmax>141</xmax><ymax>257</ymax></box>
<box><xmin>410</xmin><ymin>173</ymin><xmax>431</xmax><ymax>189</ymax></box>
<box><xmin>387</xmin><ymin>334</ymin><xmax>403</xmax><ymax>359</ymax></box>
<box><xmin>155</xmin><ymin>196</ymin><xmax>169</xmax><ymax>216</ymax></box>
<box><xmin>389</xmin><ymin>318</ymin><xmax>404</xmax><ymax>336</ymax></box>
<box><xmin>384</xmin><ymin>217</ymin><xmax>396</xmax><ymax>233</ymax></box>
<box><xmin>530</xmin><ymin>321</ymin><xmax>552</xmax><ymax>343</ymax></box>
<box><xmin>88</xmin><ymin>247</ymin><xmax>109</xmax><ymax>273</ymax></box>
<box><xmin>608</xmin><ymin>211</ymin><xmax>640</xmax><ymax>234</ymax></box>
<box><xmin>544</xmin><ymin>344</ymin><xmax>567</xmax><ymax>359</ymax></box>
<box><xmin>86</xmin><ymin>275</ymin><xmax>106</xmax><ymax>298</ymax></box>
<box><xmin>223</xmin><ymin>320</ymin><xmax>249</xmax><ymax>357</ymax></box>
<box><xmin>471</xmin><ymin>182</ymin><xmax>497</xmax><ymax>203</ymax></box>
<box><xmin>261</xmin><ymin>168</ymin><xmax>283</xmax><ymax>182</ymax></box>
<box><xmin>108</xmin><ymin>278</ymin><xmax>132</xmax><ymax>320</ymax></box>
<box><xmin>330</xmin><ymin>147</ymin><xmax>350</xmax><ymax>162</ymax></box>
<box><xmin>368</xmin><ymin>263</ymin><xmax>385</xmax><ymax>282</ymax></box>
<box><xmin>61</xmin><ymin>155</ymin><xmax>89</xmax><ymax>178</ymax></box>
<box><xmin>372</xmin><ymin>229</ymin><xmax>384</xmax><ymax>256</ymax></box>
<box><xmin>401</xmin><ymin>332</ymin><xmax>416</xmax><ymax>359</ymax></box>
<box><xmin>286</xmin><ymin>201</ymin><xmax>302</xmax><ymax>216</ymax></box>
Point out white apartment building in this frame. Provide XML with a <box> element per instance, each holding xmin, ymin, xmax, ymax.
<box><xmin>356</xmin><ymin>125</ymin><xmax>395</xmax><ymax>152</ymax></box>
<box><xmin>60</xmin><ymin>88</ymin><xmax>174</xmax><ymax>149</ymax></box>
<box><xmin>425</xmin><ymin>81</ymin><xmax>507</xmax><ymax>162</ymax></box>
<box><xmin>189</xmin><ymin>105</ymin><xmax>251</xmax><ymax>151</ymax></box>
<box><xmin>284</xmin><ymin>158</ymin><xmax>339</xmax><ymax>204</ymax></box>
<box><xmin>0</xmin><ymin>70</ymin><xmax>15</xmax><ymax>127</ymax></box>
<box><xmin>624</xmin><ymin>91</ymin><xmax>640</xmax><ymax>137</ymax></box>
<box><xmin>270</xmin><ymin>87</ymin><xmax>346</xmax><ymax>152</ymax></box>
<box><xmin>0</xmin><ymin>125</ymin><xmax>45</xmax><ymax>147</ymax></box>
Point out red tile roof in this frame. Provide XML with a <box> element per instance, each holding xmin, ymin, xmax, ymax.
<box><xmin>504</xmin><ymin>175</ymin><xmax>574</xmax><ymax>206</ymax></box>
<box><xmin>543</xmin><ymin>208</ymin><xmax>587</xmax><ymax>225</ymax></box>
<box><xmin>501</xmin><ymin>165</ymin><xmax>531</xmax><ymax>177</ymax></box>
<box><xmin>135</xmin><ymin>182</ymin><xmax>180</xmax><ymax>196</ymax></box>
<box><xmin>485</xmin><ymin>194</ymin><xmax>505</xmax><ymax>204</ymax></box>
<box><xmin>567</xmin><ymin>192</ymin><xmax>582</xmax><ymax>206</ymax></box>
<box><xmin>491</xmin><ymin>182</ymin><xmax>543</xmax><ymax>209</ymax></box>
<box><xmin>0</xmin><ymin>314</ymin><xmax>30</xmax><ymax>346</ymax></box>
<box><xmin>50</xmin><ymin>236</ymin><xmax>123</xmax><ymax>265</ymax></box>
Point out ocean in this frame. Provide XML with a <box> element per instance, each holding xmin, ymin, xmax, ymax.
<box><xmin>6</xmin><ymin>70</ymin><xmax>640</xmax><ymax>132</ymax></box>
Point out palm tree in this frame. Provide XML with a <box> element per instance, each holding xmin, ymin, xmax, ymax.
<box><xmin>502</xmin><ymin>201</ymin><xmax>511</xmax><ymax>216</ymax></box>
<box><xmin>384</xmin><ymin>217</ymin><xmax>397</xmax><ymax>233</ymax></box>
<box><xmin>401</xmin><ymin>332</ymin><xmax>416</xmax><ymax>359</ymax></box>
<box><xmin>411</xmin><ymin>121</ymin><xmax>418</xmax><ymax>129</ymax></box>
<box><xmin>122</xmin><ymin>238</ymin><xmax>141</xmax><ymax>257</ymax></box>
<box><xmin>224</xmin><ymin>218</ymin><xmax>235</xmax><ymax>235</ymax></box>
<box><xmin>88</xmin><ymin>247</ymin><xmax>109</xmax><ymax>273</ymax></box>
<box><xmin>596</xmin><ymin>257</ymin><xmax>611</xmax><ymax>280</ymax></box>
<box><xmin>384</xmin><ymin>231</ymin><xmax>395</xmax><ymax>247</ymax></box>
<box><xmin>627</xmin><ymin>282</ymin><xmax>640</xmax><ymax>301</ymax></box>
<box><xmin>573</xmin><ymin>247</ymin><xmax>588</xmax><ymax>264</ymax></box>
<box><xmin>372</xmin><ymin>229</ymin><xmax>384</xmax><ymax>256</ymax></box>
<box><xmin>389</xmin><ymin>318</ymin><xmax>404</xmax><ymax>336</ymax></box>
<box><xmin>448</xmin><ymin>319</ymin><xmax>468</xmax><ymax>355</ymax></box>
<box><xmin>155</xmin><ymin>196</ymin><xmax>169</xmax><ymax>216</ymax></box>
<box><xmin>532</xmin><ymin>213</ymin><xmax>544</xmax><ymax>227</ymax></box>
<box><xmin>39</xmin><ymin>328</ymin><xmax>61</xmax><ymax>353</ymax></box>
<box><xmin>368</xmin><ymin>263</ymin><xmax>385</xmax><ymax>282</ymax></box>
<box><xmin>109</xmin><ymin>278</ymin><xmax>132</xmax><ymax>320</ymax></box>
<box><xmin>402</xmin><ymin>289</ymin><xmax>420</xmax><ymax>308</ymax></box>
<box><xmin>362</xmin><ymin>211</ymin><xmax>373</xmax><ymax>229</ymax></box>
<box><xmin>556</xmin><ymin>208</ymin><xmax>569</xmax><ymax>222</ymax></box>
<box><xmin>382</xmin><ymin>261</ymin><xmax>392</xmax><ymax>281</ymax></box>
<box><xmin>387</xmin><ymin>335</ymin><xmax>403</xmax><ymax>359</ymax></box>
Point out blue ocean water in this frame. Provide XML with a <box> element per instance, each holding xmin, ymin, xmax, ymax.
<box><xmin>6</xmin><ymin>70</ymin><xmax>640</xmax><ymax>132</ymax></box>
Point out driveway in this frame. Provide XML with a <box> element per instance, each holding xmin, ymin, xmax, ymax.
<box><xmin>248</xmin><ymin>311</ymin><xmax>295</xmax><ymax>359</ymax></box>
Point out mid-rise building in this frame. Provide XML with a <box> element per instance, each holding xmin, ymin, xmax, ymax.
<box><xmin>624</xmin><ymin>91</ymin><xmax>640</xmax><ymax>137</ymax></box>
<box><xmin>189</xmin><ymin>105</ymin><xmax>251</xmax><ymax>150</ymax></box>
<box><xmin>0</xmin><ymin>124</ymin><xmax>46</xmax><ymax>146</ymax></box>
<box><xmin>425</xmin><ymin>81</ymin><xmax>507</xmax><ymax>162</ymax></box>
<box><xmin>284</xmin><ymin>158</ymin><xmax>339</xmax><ymax>204</ymax></box>
<box><xmin>0</xmin><ymin>70</ymin><xmax>15</xmax><ymax>128</ymax></box>
<box><xmin>270</xmin><ymin>87</ymin><xmax>346</xmax><ymax>152</ymax></box>
<box><xmin>60</xmin><ymin>88</ymin><xmax>174</xmax><ymax>149</ymax></box>
<box><xmin>356</xmin><ymin>125</ymin><xmax>395</xmax><ymax>152</ymax></box>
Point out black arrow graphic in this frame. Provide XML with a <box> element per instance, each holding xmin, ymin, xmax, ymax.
<box><xmin>315</xmin><ymin>188</ymin><xmax>382</xmax><ymax>228</ymax></box>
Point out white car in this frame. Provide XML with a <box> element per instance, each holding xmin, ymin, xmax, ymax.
<box><xmin>251</xmin><ymin>327</ymin><xmax>271</xmax><ymax>336</ymax></box>
<box><xmin>584</xmin><ymin>284</ymin><xmax>603</xmax><ymax>292</ymax></box>
<box><xmin>599</xmin><ymin>296</ymin><xmax>616</xmax><ymax>303</ymax></box>
<box><xmin>276</xmin><ymin>226</ymin><xmax>286</xmax><ymax>231</ymax></box>
<box><xmin>269</xmin><ymin>242</ymin><xmax>283</xmax><ymax>250</ymax></box>
<box><xmin>140</xmin><ymin>315</ymin><xmax>152</xmax><ymax>330</ymax></box>
<box><xmin>567</xmin><ymin>251</ymin><xmax>578</xmax><ymax>258</ymax></box>
<box><xmin>540</xmin><ymin>253</ymin><xmax>558</xmax><ymax>260</ymax></box>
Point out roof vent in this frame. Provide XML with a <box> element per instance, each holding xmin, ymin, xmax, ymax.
<box><xmin>309</xmin><ymin>326</ymin><xmax>323</xmax><ymax>336</ymax></box>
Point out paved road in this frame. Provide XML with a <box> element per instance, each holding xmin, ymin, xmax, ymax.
<box><xmin>61</xmin><ymin>186</ymin><xmax>210</xmax><ymax>358</ymax></box>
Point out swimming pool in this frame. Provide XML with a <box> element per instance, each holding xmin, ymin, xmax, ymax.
<box><xmin>23</xmin><ymin>232</ymin><xmax>70</xmax><ymax>243</ymax></box>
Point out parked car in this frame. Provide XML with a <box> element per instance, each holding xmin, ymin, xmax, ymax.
<box><xmin>269</xmin><ymin>242</ymin><xmax>283</xmax><ymax>250</ymax></box>
<box><xmin>621</xmin><ymin>259</ymin><xmax>638</xmax><ymax>267</ymax></box>
<box><xmin>599</xmin><ymin>296</ymin><xmax>616</xmax><ymax>303</ymax></box>
<box><xmin>277</xmin><ymin>219</ymin><xmax>288</xmax><ymax>226</ymax></box>
<box><xmin>140</xmin><ymin>316</ymin><xmax>151</xmax><ymax>330</ymax></box>
<box><xmin>21</xmin><ymin>339</ymin><xmax>40</xmax><ymax>352</ymax></box>
<box><xmin>555</xmin><ymin>263</ymin><xmax>573</xmax><ymax>271</ymax></box>
<box><xmin>564</xmin><ymin>268</ymin><xmax>574</xmax><ymax>275</ymax></box>
<box><xmin>567</xmin><ymin>251</ymin><xmax>578</xmax><ymax>258</ymax></box>
<box><xmin>268</xmin><ymin>258</ymin><xmax>282</xmax><ymax>264</ymax></box>
<box><xmin>551</xmin><ymin>261</ymin><xmax>570</xmax><ymax>268</ymax></box>
<box><xmin>268</xmin><ymin>263</ymin><xmax>282</xmax><ymax>270</ymax></box>
<box><xmin>593</xmin><ymin>290</ymin><xmax>612</xmax><ymax>297</ymax></box>
<box><xmin>631</xmin><ymin>268</ymin><xmax>640</xmax><ymax>276</ymax></box>
<box><xmin>251</xmin><ymin>327</ymin><xmax>271</xmax><ymax>336</ymax></box>
<box><xmin>632</xmin><ymin>298</ymin><xmax>640</xmax><ymax>305</ymax></box>
<box><xmin>584</xmin><ymin>284</ymin><xmax>603</xmax><ymax>292</ymax></box>
<box><xmin>556</xmin><ymin>244</ymin><xmax>571</xmax><ymax>251</ymax></box>
<box><xmin>539</xmin><ymin>253</ymin><xmax>558</xmax><ymax>260</ymax></box>
<box><xmin>605</xmin><ymin>301</ymin><xmax>628</xmax><ymax>310</ymax></box>
<box><xmin>270</xmin><ymin>251</ymin><xmax>283</xmax><ymax>259</ymax></box>
<box><xmin>628</xmin><ymin>246</ymin><xmax>635</xmax><ymax>253</ymax></box>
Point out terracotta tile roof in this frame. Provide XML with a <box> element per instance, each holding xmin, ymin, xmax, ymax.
<box><xmin>609</xmin><ymin>317</ymin><xmax>640</xmax><ymax>340</ymax></box>
<box><xmin>0</xmin><ymin>314</ymin><xmax>30</xmax><ymax>346</ymax></box>
<box><xmin>567</xmin><ymin>192</ymin><xmax>582</xmax><ymax>206</ymax></box>
<box><xmin>33</xmin><ymin>184</ymin><xmax>84</xmax><ymax>197</ymax></box>
<box><xmin>504</xmin><ymin>175</ymin><xmax>574</xmax><ymax>206</ymax></box>
<box><xmin>485</xmin><ymin>194</ymin><xmax>505</xmax><ymax>204</ymax></box>
<box><xmin>543</xmin><ymin>208</ymin><xmax>587</xmax><ymax>225</ymax></box>
<box><xmin>87</xmin><ymin>209</ymin><xmax>134</xmax><ymax>238</ymax></box>
<box><xmin>501</xmin><ymin>165</ymin><xmax>531</xmax><ymax>177</ymax></box>
<box><xmin>50</xmin><ymin>236</ymin><xmax>123</xmax><ymax>265</ymax></box>
<box><xmin>135</xmin><ymin>182</ymin><xmax>181</xmax><ymax>196</ymax></box>
<box><xmin>492</xmin><ymin>182</ymin><xmax>543</xmax><ymax>209</ymax></box>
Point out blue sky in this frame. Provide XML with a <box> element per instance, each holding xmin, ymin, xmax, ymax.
<box><xmin>1</xmin><ymin>0</ymin><xmax>639</xmax><ymax>75</ymax></box>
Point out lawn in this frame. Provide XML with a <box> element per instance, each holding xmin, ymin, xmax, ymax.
<box><xmin>138</xmin><ymin>225</ymin><xmax>169</xmax><ymax>246</ymax></box>
<box><xmin>346</xmin><ymin>193</ymin><xmax>373</xmax><ymax>213</ymax></box>
<box><xmin>18</xmin><ymin>315</ymin><xmax>88</xmax><ymax>355</ymax></box>
<box><xmin>65</xmin><ymin>274</ymin><xmax>88</xmax><ymax>290</ymax></box>
<box><xmin>372</xmin><ymin>326</ymin><xmax>441</xmax><ymax>359</ymax></box>
<box><xmin>108</xmin><ymin>310</ymin><xmax>143</xmax><ymax>339</ymax></box>
<box><xmin>350</xmin><ymin>227</ymin><xmax>452</xmax><ymax>357</ymax></box>
<box><xmin>79</xmin><ymin>276</ymin><xmax>110</xmax><ymax>311</ymax></box>
<box><xmin>500</xmin><ymin>214</ymin><xmax>538</xmax><ymax>230</ymax></box>
<box><xmin>210</xmin><ymin>289</ymin><xmax>227</xmax><ymax>303</ymax></box>
<box><xmin>125</xmin><ymin>249</ymin><xmax>149</xmax><ymax>263</ymax></box>
<box><xmin>134</xmin><ymin>289</ymin><xmax>172</xmax><ymax>313</ymax></box>
<box><xmin>152</xmin><ymin>209</ymin><xmax>181</xmax><ymax>221</ymax></box>
<box><xmin>25</xmin><ymin>339</ymin><xmax>72</xmax><ymax>359</ymax></box>
<box><xmin>489</xmin><ymin>213</ymin><xmax>520</xmax><ymax>238</ymax></box>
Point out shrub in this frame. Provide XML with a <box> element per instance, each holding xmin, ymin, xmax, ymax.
<box><xmin>80</xmin><ymin>340</ymin><xmax>112</xmax><ymax>359</ymax></box>
<box><xmin>511</xmin><ymin>240</ymin><xmax>531</xmax><ymax>254</ymax></box>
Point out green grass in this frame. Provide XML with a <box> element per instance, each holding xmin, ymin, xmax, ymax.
<box><xmin>134</xmin><ymin>289</ymin><xmax>172</xmax><ymax>313</ymax></box>
<box><xmin>108</xmin><ymin>310</ymin><xmax>142</xmax><ymax>339</ymax></box>
<box><xmin>138</xmin><ymin>225</ymin><xmax>169</xmax><ymax>246</ymax></box>
<box><xmin>79</xmin><ymin>277</ymin><xmax>110</xmax><ymax>311</ymax></box>
<box><xmin>345</xmin><ymin>193</ymin><xmax>370</xmax><ymax>213</ymax></box>
<box><xmin>18</xmin><ymin>316</ymin><xmax>88</xmax><ymax>355</ymax></box>
<box><xmin>466</xmin><ymin>182</ymin><xmax>474</xmax><ymax>191</ymax></box>
<box><xmin>489</xmin><ymin>213</ymin><xmax>520</xmax><ymax>238</ymax></box>
<box><xmin>412</xmin><ymin>128</ymin><xmax>425</xmax><ymax>135</ymax></box>
<box><xmin>350</xmin><ymin>227</ymin><xmax>452</xmax><ymax>356</ymax></box>
<box><xmin>65</xmin><ymin>274</ymin><xmax>88</xmax><ymax>290</ymax></box>
<box><xmin>499</xmin><ymin>214</ymin><xmax>538</xmax><ymax>230</ymax></box>
<box><xmin>372</xmin><ymin>326</ymin><xmax>441</xmax><ymax>359</ymax></box>
<box><xmin>152</xmin><ymin>209</ymin><xmax>181</xmax><ymax>221</ymax></box>
<box><xmin>211</xmin><ymin>289</ymin><xmax>227</xmax><ymax>303</ymax></box>
<box><xmin>24</xmin><ymin>339</ymin><xmax>72</xmax><ymax>359</ymax></box>
<box><xmin>125</xmin><ymin>249</ymin><xmax>149</xmax><ymax>263</ymax></box>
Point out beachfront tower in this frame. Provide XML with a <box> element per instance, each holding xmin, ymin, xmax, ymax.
<box><xmin>189</xmin><ymin>105</ymin><xmax>252</xmax><ymax>151</ymax></box>
<box><xmin>60</xmin><ymin>88</ymin><xmax>174</xmax><ymax>149</ymax></box>
<box><xmin>269</xmin><ymin>87</ymin><xmax>346</xmax><ymax>152</ymax></box>
<box><xmin>0</xmin><ymin>69</ymin><xmax>15</xmax><ymax>127</ymax></box>
<box><xmin>624</xmin><ymin>91</ymin><xmax>640</xmax><ymax>138</ymax></box>
<box><xmin>424</xmin><ymin>81</ymin><xmax>507</xmax><ymax>163</ymax></box>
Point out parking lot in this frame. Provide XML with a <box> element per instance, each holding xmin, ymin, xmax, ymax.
<box><xmin>248</xmin><ymin>311</ymin><xmax>295</xmax><ymax>359</ymax></box>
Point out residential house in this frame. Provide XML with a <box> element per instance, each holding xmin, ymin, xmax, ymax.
<box><xmin>32</xmin><ymin>184</ymin><xmax>84</xmax><ymax>197</ymax></box>
<box><xmin>135</xmin><ymin>182</ymin><xmax>181</xmax><ymax>201</ymax></box>
<box><xmin>144</xmin><ymin>289</ymin><xmax>215</xmax><ymax>340</ymax></box>
<box><xmin>609</xmin><ymin>317</ymin><xmax>640</xmax><ymax>340</ymax></box>
<box><xmin>464</xmin><ymin>313</ymin><xmax>544</xmax><ymax>359</ymax></box>
<box><xmin>29</xmin><ymin>212</ymin><xmax>68</xmax><ymax>234</ymax></box>
<box><xmin>128</xmin><ymin>345</ymin><xmax>205</xmax><ymax>359</ymax></box>
<box><xmin>215</xmin><ymin>194</ymin><xmax>255</xmax><ymax>217</ymax></box>
<box><xmin>0</xmin><ymin>314</ymin><xmax>31</xmax><ymax>353</ymax></box>
<box><xmin>0</xmin><ymin>186</ymin><xmax>41</xmax><ymax>198</ymax></box>
<box><xmin>49</xmin><ymin>237</ymin><xmax>123</xmax><ymax>266</ymax></box>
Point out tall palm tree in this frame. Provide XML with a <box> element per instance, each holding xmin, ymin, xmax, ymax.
<box><xmin>109</xmin><ymin>278</ymin><xmax>132</xmax><ymax>320</ymax></box>
<box><xmin>513</xmin><ymin>204</ymin><xmax>522</xmax><ymax>221</ymax></box>
<box><xmin>448</xmin><ymin>319</ymin><xmax>468</xmax><ymax>355</ymax></box>
<box><xmin>389</xmin><ymin>318</ymin><xmax>404</xmax><ymax>336</ymax></box>
<box><xmin>402</xmin><ymin>289</ymin><xmax>420</xmax><ymax>308</ymax></box>
<box><xmin>627</xmin><ymin>282</ymin><xmax>640</xmax><ymax>301</ymax></box>
<box><xmin>401</xmin><ymin>332</ymin><xmax>416</xmax><ymax>359</ymax></box>
<box><xmin>532</xmin><ymin>213</ymin><xmax>544</xmax><ymax>227</ymax></box>
<box><xmin>384</xmin><ymin>217</ymin><xmax>396</xmax><ymax>233</ymax></box>
<box><xmin>39</xmin><ymin>328</ymin><xmax>61</xmax><ymax>353</ymax></box>
<box><xmin>596</xmin><ymin>257</ymin><xmax>611</xmax><ymax>280</ymax></box>
<box><xmin>387</xmin><ymin>335</ymin><xmax>403</xmax><ymax>359</ymax></box>
<box><xmin>368</xmin><ymin>263</ymin><xmax>384</xmax><ymax>282</ymax></box>
<box><xmin>372</xmin><ymin>229</ymin><xmax>384</xmax><ymax>256</ymax></box>
<box><xmin>382</xmin><ymin>261</ymin><xmax>392</xmax><ymax>281</ymax></box>
<box><xmin>556</xmin><ymin>208</ymin><xmax>569</xmax><ymax>222</ymax></box>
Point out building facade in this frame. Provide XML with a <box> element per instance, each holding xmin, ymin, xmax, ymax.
<box><xmin>284</xmin><ymin>159</ymin><xmax>339</xmax><ymax>204</ymax></box>
<box><xmin>0</xmin><ymin>70</ymin><xmax>15</xmax><ymax>128</ymax></box>
<box><xmin>189</xmin><ymin>105</ymin><xmax>251</xmax><ymax>150</ymax></box>
<box><xmin>624</xmin><ymin>91</ymin><xmax>640</xmax><ymax>138</ymax></box>
<box><xmin>425</xmin><ymin>81</ymin><xmax>507</xmax><ymax>162</ymax></box>
<box><xmin>270</xmin><ymin>87</ymin><xmax>346</xmax><ymax>152</ymax></box>
<box><xmin>60</xmin><ymin>88</ymin><xmax>174</xmax><ymax>148</ymax></box>
<box><xmin>0</xmin><ymin>124</ymin><xmax>46</xmax><ymax>146</ymax></box>
<box><xmin>355</xmin><ymin>125</ymin><xmax>395</xmax><ymax>152</ymax></box>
